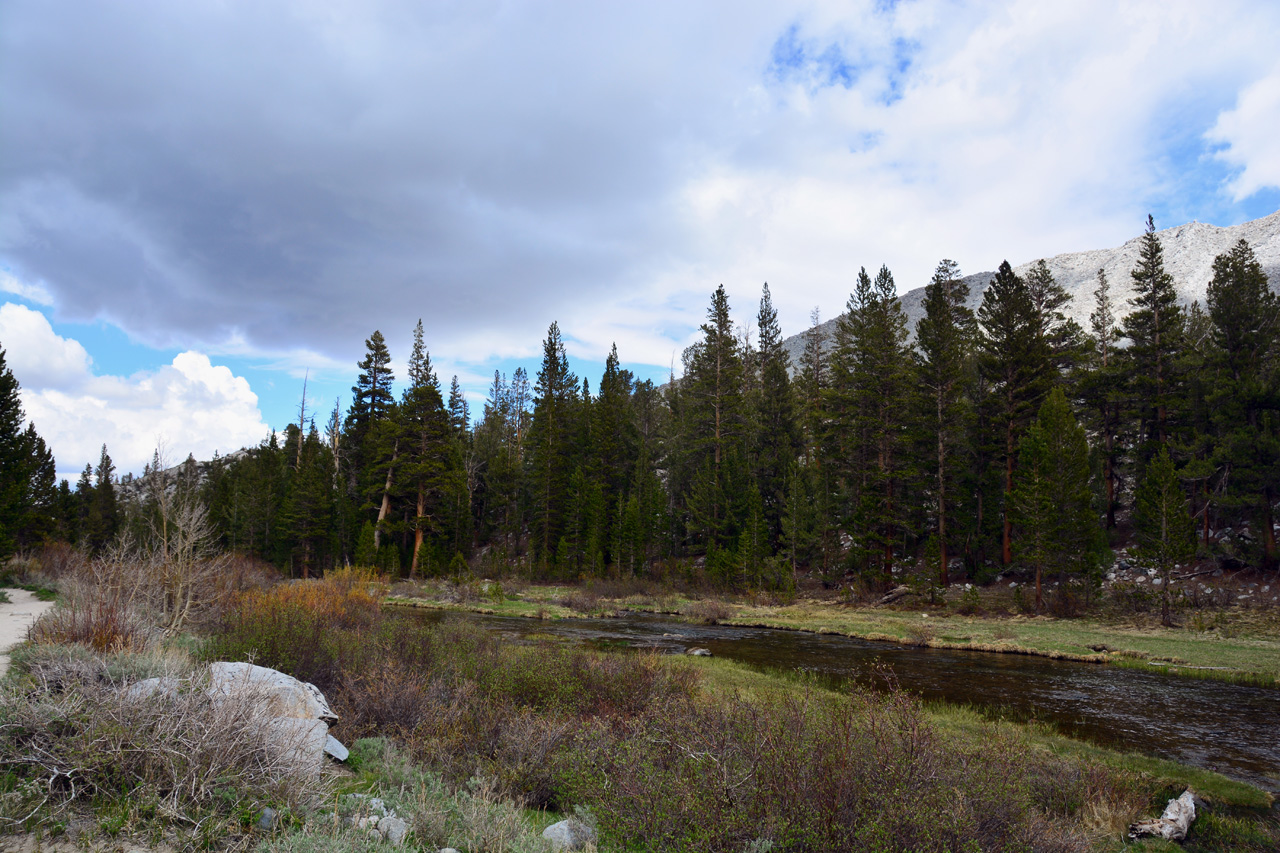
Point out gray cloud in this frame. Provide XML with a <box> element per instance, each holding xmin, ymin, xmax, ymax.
<box><xmin>4</xmin><ymin>0</ymin><xmax>1280</xmax><ymax>376</ymax></box>
<box><xmin>0</xmin><ymin>0</ymin><xmax>792</xmax><ymax>363</ymax></box>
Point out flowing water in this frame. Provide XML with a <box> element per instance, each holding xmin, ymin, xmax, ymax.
<box><xmin>422</xmin><ymin>609</ymin><xmax>1280</xmax><ymax>791</ymax></box>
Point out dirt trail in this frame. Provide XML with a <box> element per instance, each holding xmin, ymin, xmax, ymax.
<box><xmin>0</xmin><ymin>588</ymin><xmax>54</xmax><ymax>677</ymax></box>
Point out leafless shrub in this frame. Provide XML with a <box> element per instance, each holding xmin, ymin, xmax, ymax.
<box><xmin>560</xmin><ymin>590</ymin><xmax>599</xmax><ymax>614</ymax></box>
<box><xmin>0</xmin><ymin>663</ymin><xmax>331</xmax><ymax>834</ymax></box>
<box><xmin>681</xmin><ymin>599</ymin><xmax>734</xmax><ymax>625</ymax></box>
<box><xmin>27</xmin><ymin>577</ymin><xmax>154</xmax><ymax>653</ymax></box>
<box><xmin>903</xmin><ymin>622</ymin><xmax>936</xmax><ymax>647</ymax></box>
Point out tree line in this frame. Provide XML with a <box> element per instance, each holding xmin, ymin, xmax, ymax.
<box><xmin>3</xmin><ymin>218</ymin><xmax>1277</xmax><ymax>604</ymax></box>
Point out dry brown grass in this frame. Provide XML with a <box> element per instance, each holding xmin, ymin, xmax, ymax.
<box><xmin>681</xmin><ymin>599</ymin><xmax>735</xmax><ymax>625</ymax></box>
<box><xmin>0</xmin><ymin>652</ymin><xmax>331</xmax><ymax>840</ymax></box>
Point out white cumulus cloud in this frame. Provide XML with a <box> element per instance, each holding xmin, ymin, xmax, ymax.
<box><xmin>1</xmin><ymin>301</ymin><xmax>270</xmax><ymax>480</ymax></box>
<box><xmin>1208</xmin><ymin>62</ymin><xmax>1280</xmax><ymax>200</ymax></box>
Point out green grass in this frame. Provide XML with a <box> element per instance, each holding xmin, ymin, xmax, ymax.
<box><xmin>685</xmin><ymin>655</ymin><xmax>1273</xmax><ymax>812</ymax></box>
<box><xmin>397</xmin><ymin>582</ymin><xmax>1280</xmax><ymax>685</ymax></box>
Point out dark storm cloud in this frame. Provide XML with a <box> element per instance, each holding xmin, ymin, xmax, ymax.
<box><xmin>0</xmin><ymin>0</ymin><xmax>784</xmax><ymax>361</ymax></box>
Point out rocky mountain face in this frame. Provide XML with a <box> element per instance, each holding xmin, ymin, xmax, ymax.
<box><xmin>781</xmin><ymin>210</ymin><xmax>1280</xmax><ymax>367</ymax></box>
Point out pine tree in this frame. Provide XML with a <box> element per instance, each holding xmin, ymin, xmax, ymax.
<box><xmin>448</xmin><ymin>375</ymin><xmax>470</xmax><ymax>433</ymax></box>
<box><xmin>86</xmin><ymin>444</ymin><xmax>119</xmax><ymax>552</ymax></box>
<box><xmin>1122</xmin><ymin>216</ymin><xmax>1185</xmax><ymax>459</ymax></box>
<box><xmin>1132</xmin><ymin>446</ymin><xmax>1195</xmax><ymax>626</ymax></box>
<box><xmin>978</xmin><ymin>261</ymin><xmax>1051</xmax><ymax>565</ymax></box>
<box><xmin>1025</xmin><ymin>259</ymin><xmax>1082</xmax><ymax>373</ymax></box>
<box><xmin>0</xmin><ymin>348</ymin><xmax>58</xmax><ymax>556</ymax></box>
<box><xmin>400</xmin><ymin>320</ymin><xmax>453</xmax><ymax>576</ymax></box>
<box><xmin>591</xmin><ymin>344</ymin><xmax>639</xmax><ymax>567</ymax></box>
<box><xmin>1205</xmin><ymin>239</ymin><xmax>1280</xmax><ymax>569</ymax></box>
<box><xmin>795</xmin><ymin>308</ymin><xmax>836</xmax><ymax>579</ymax></box>
<box><xmin>682</xmin><ymin>286</ymin><xmax>747</xmax><ymax>555</ymax></box>
<box><xmin>343</xmin><ymin>330</ymin><xmax>396</xmax><ymax>489</ymax></box>
<box><xmin>1079</xmin><ymin>269</ymin><xmax>1125</xmax><ymax>529</ymax></box>
<box><xmin>527</xmin><ymin>322</ymin><xmax>579</xmax><ymax>569</ymax></box>
<box><xmin>753</xmin><ymin>283</ymin><xmax>800</xmax><ymax>553</ymax></box>
<box><xmin>1011</xmin><ymin>388</ymin><xmax>1098</xmax><ymax>612</ymax></box>
<box><xmin>914</xmin><ymin>259</ymin><xmax>975</xmax><ymax>586</ymax></box>
<box><xmin>830</xmin><ymin>266</ymin><xmax>912</xmax><ymax>583</ymax></box>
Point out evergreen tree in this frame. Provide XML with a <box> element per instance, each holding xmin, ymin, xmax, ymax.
<box><xmin>913</xmin><ymin>259</ymin><xmax>975</xmax><ymax>586</ymax></box>
<box><xmin>978</xmin><ymin>261</ymin><xmax>1051</xmax><ymax>565</ymax></box>
<box><xmin>526</xmin><ymin>322</ymin><xmax>579</xmax><ymax>569</ymax></box>
<box><xmin>399</xmin><ymin>320</ymin><xmax>454</xmax><ymax>575</ymax></box>
<box><xmin>1011</xmin><ymin>388</ymin><xmax>1099</xmax><ymax>612</ymax></box>
<box><xmin>86</xmin><ymin>444</ymin><xmax>119</xmax><ymax>552</ymax></box>
<box><xmin>1132</xmin><ymin>446</ymin><xmax>1195</xmax><ymax>625</ymax></box>
<box><xmin>682</xmin><ymin>286</ymin><xmax>747</xmax><ymax>555</ymax></box>
<box><xmin>74</xmin><ymin>464</ymin><xmax>94</xmax><ymax>545</ymax></box>
<box><xmin>752</xmin><ymin>283</ymin><xmax>801</xmax><ymax>554</ymax></box>
<box><xmin>1025</xmin><ymin>259</ymin><xmax>1082</xmax><ymax>373</ymax></box>
<box><xmin>276</xmin><ymin>425</ymin><xmax>335</xmax><ymax>577</ymax></box>
<box><xmin>1122</xmin><ymin>216</ymin><xmax>1185</xmax><ymax>459</ymax></box>
<box><xmin>1079</xmin><ymin>269</ymin><xmax>1125</xmax><ymax>529</ymax></box>
<box><xmin>829</xmin><ymin>266</ymin><xmax>912</xmax><ymax>583</ymax></box>
<box><xmin>0</xmin><ymin>346</ymin><xmax>24</xmax><ymax>558</ymax></box>
<box><xmin>448</xmin><ymin>375</ymin><xmax>470</xmax><ymax>433</ymax></box>
<box><xmin>0</xmin><ymin>349</ymin><xmax>57</xmax><ymax>556</ymax></box>
<box><xmin>343</xmin><ymin>329</ymin><xmax>396</xmax><ymax>488</ymax></box>
<box><xmin>591</xmin><ymin>344</ymin><xmax>639</xmax><ymax>568</ymax></box>
<box><xmin>1204</xmin><ymin>239</ymin><xmax>1280</xmax><ymax>569</ymax></box>
<box><xmin>796</xmin><ymin>308</ymin><xmax>836</xmax><ymax>579</ymax></box>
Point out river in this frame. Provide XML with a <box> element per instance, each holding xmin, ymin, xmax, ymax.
<box><xmin>421</xmin><ymin>609</ymin><xmax>1280</xmax><ymax>791</ymax></box>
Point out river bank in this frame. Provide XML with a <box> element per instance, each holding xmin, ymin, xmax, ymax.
<box><xmin>386</xmin><ymin>580</ymin><xmax>1280</xmax><ymax>686</ymax></box>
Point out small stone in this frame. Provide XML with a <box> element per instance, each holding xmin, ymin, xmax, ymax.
<box><xmin>257</xmin><ymin>807</ymin><xmax>278</xmax><ymax>831</ymax></box>
<box><xmin>378</xmin><ymin>815</ymin><xmax>409</xmax><ymax>846</ymax></box>
<box><xmin>440</xmin><ymin>848</ymin><xmax>462</xmax><ymax>853</ymax></box>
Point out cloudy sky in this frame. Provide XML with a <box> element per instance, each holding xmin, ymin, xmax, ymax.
<box><xmin>2</xmin><ymin>0</ymin><xmax>1279</xmax><ymax>480</ymax></box>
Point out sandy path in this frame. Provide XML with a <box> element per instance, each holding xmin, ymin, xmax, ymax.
<box><xmin>0</xmin><ymin>588</ymin><xmax>55</xmax><ymax>678</ymax></box>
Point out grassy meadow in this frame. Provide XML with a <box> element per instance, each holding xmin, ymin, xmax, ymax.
<box><xmin>0</xmin><ymin>556</ymin><xmax>1275</xmax><ymax>852</ymax></box>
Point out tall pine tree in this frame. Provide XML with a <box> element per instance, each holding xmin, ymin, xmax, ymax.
<box><xmin>914</xmin><ymin>259</ymin><xmax>975</xmax><ymax>586</ymax></box>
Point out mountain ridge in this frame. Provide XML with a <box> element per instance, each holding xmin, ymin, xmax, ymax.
<box><xmin>780</xmin><ymin>210</ymin><xmax>1280</xmax><ymax>367</ymax></box>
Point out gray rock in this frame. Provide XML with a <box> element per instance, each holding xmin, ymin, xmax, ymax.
<box><xmin>439</xmin><ymin>848</ymin><xmax>462</xmax><ymax>853</ymax></box>
<box><xmin>124</xmin><ymin>676</ymin><xmax>180</xmax><ymax>701</ymax></box>
<box><xmin>257</xmin><ymin>807</ymin><xmax>278</xmax><ymax>831</ymax></box>
<box><xmin>266</xmin><ymin>716</ymin><xmax>329</xmax><ymax>772</ymax></box>
<box><xmin>542</xmin><ymin>818</ymin><xmax>597</xmax><ymax>851</ymax></box>
<box><xmin>208</xmin><ymin>661</ymin><xmax>338</xmax><ymax>723</ymax></box>
<box><xmin>378</xmin><ymin>815</ymin><xmax>409</xmax><ymax>846</ymax></box>
<box><xmin>325</xmin><ymin>734</ymin><xmax>350</xmax><ymax>761</ymax></box>
<box><xmin>686</xmin><ymin>648</ymin><xmax>712</xmax><ymax>657</ymax></box>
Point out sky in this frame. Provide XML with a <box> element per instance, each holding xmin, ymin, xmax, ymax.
<box><xmin>2</xmin><ymin>0</ymin><xmax>1280</xmax><ymax>481</ymax></box>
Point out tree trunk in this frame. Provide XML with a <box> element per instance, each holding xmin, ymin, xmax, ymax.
<box><xmin>937</xmin><ymin>418</ymin><xmax>948</xmax><ymax>587</ymax></box>
<box><xmin>1264</xmin><ymin>485</ymin><xmax>1277</xmax><ymax>573</ymax></box>
<box><xmin>374</xmin><ymin>440</ymin><xmax>398</xmax><ymax>550</ymax></box>
<box><xmin>1003</xmin><ymin>420</ymin><xmax>1014</xmax><ymax>565</ymax></box>
<box><xmin>411</xmin><ymin>487</ymin><xmax>426</xmax><ymax>577</ymax></box>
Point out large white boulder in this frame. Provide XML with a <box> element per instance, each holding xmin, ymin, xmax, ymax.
<box><xmin>208</xmin><ymin>661</ymin><xmax>339</xmax><ymax>723</ymax></box>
